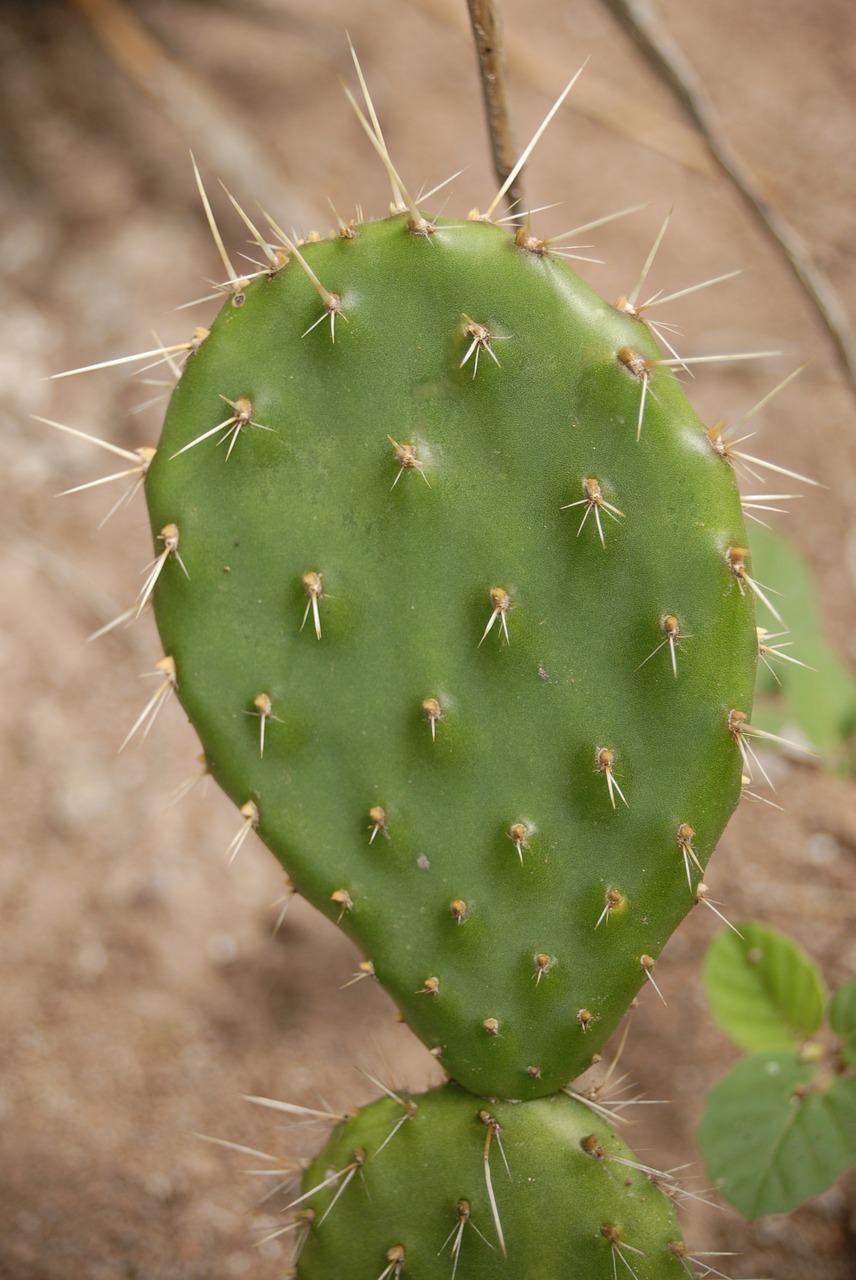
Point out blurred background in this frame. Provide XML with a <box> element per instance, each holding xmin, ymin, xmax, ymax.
<box><xmin>1</xmin><ymin>1</ymin><xmax>855</xmax><ymax>1275</ymax></box>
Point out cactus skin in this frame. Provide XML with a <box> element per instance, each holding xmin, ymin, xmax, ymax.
<box><xmin>145</xmin><ymin>211</ymin><xmax>756</xmax><ymax>1099</ymax></box>
<box><xmin>293</xmin><ymin>1081</ymin><xmax>688</xmax><ymax>1279</ymax></box>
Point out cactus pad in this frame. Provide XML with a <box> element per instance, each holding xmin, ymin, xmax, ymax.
<box><xmin>145</xmin><ymin>212</ymin><xmax>756</xmax><ymax>1098</ymax></box>
<box><xmin>291</xmin><ymin>1081</ymin><xmax>689</xmax><ymax>1279</ymax></box>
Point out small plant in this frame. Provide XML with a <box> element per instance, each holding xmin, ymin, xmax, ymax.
<box><xmin>699</xmin><ymin>920</ymin><xmax>856</xmax><ymax>1220</ymax></box>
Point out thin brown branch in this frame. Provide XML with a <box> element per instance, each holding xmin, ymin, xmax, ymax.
<box><xmin>464</xmin><ymin>0</ymin><xmax>522</xmax><ymax>219</ymax></box>
<box><xmin>600</xmin><ymin>0</ymin><xmax>856</xmax><ymax>397</ymax></box>
<box><xmin>411</xmin><ymin>0</ymin><xmax>715</xmax><ymax>176</ymax></box>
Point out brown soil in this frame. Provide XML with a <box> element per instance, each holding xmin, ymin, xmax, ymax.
<box><xmin>1</xmin><ymin>1</ymin><xmax>855</xmax><ymax>1276</ymax></box>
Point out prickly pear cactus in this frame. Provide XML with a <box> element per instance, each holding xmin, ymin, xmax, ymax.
<box><xmin>144</xmin><ymin>207</ymin><xmax>757</xmax><ymax>1099</ymax></box>
<box><xmin>292</xmin><ymin>1082</ymin><xmax>689</xmax><ymax>1279</ymax></box>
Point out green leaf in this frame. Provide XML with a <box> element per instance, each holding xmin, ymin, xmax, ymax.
<box><xmin>699</xmin><ymin>1053</ymin><xmax>856</xmax><ymax>1218</ymax></box>
<box><xmin>830</xmin><ymin>978</ymin><xmax>856</xmax><ymax>1066</ymax></box>
<box><xmin>703</xmin><ymin>920</ymin><xmax>827</xmax><ymax>1051</ymax></box>
<box><xmin>750</xmin><ymin>525</ymin><xmax>856</xmax><ymax>771</ymax></box>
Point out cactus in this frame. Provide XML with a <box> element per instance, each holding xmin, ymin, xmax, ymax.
<box><xmin>144</xmin><ymin>206</ymin><xmax>757</xmax><ymax>1102</ymax></box>
<box><xmin>52</xmin><ymin>34</ymin><xmax>811</xmax><ymax>1279</ymax></box>
<box><xmin>288</xmin><ymin>1082</ymin><xmax>689</xmax><ymax>1279</ymax></box>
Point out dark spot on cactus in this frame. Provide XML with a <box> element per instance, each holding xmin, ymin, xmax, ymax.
<box><xmin>561</xmin><ymin>477</ymin><xmax>625</xmax><ymax>547</ymax></box>
<box><xmin>303</xmin><ymin>291</ymin><xmax>345</xmax><ymax>342</ymax></box>
<box><xmin>459</xmin><ymin>315</ymin><xmax>507</xmax><ymax>377</ymax></box>
<box><xmin>138</xmin><ymin>522</ymin><xmax>185</xmax><ymax>615</ymax></box>
<box><xmin>596</xmin><ymin>748</ymin><xmax>628</xmax><ymax>809</ymax></box>
<box><xmin>616</xmin><ymin>346</ymin><xmax>648</xmax><ymax>380</ymax></box>
<box><xmin>662</xmin><ymin>614</ymin><xmax>682</xmax><ymax>675</ymax></box>
<box><xmin>388</xmin><ymin>435</ymin><xmax>431</xmax><ymax>488</ymax></box>
<box><xmin>727</xmin><ymin>544</ymin><xmax>787</xmax><ymax>623</ymax></box>
<box><xmin>331</xmin><ymin>888</ymin><xmax>353</xmax><ymax>921</ymax></box>
<box><xmin>120</xmin><ymin>655</ymin><xmax>177</xmax><ymax>752</ymax></box>
<box><xmin>706</xmin><ymin>420</ymin><xmax>734</xmax><ymax>463</ymax></box>
<box><xmin>406</xmin><ymin>213</ymin><xmax>436</xmax><ymax>238</ymax></box>
<box><xmin>422</xmin><ymin>697</ymin><xmax>443</xmax><ymax>740</ymax></box>
<box><xmin>616</xmin><ymin>346</ymin><xmax>655</xmax><ymax>439</ymax></box>
<box><xmin>695</xmin><ymin>883</ymin><xmax>744</xmax><ymax>936</ymax></box>
<box><xmin>639</xmin><ymin>953</ymin><xmax>667</xmax><ymax>1004</ymax></box>
<box><xmin>637</xmin><ymin>613</ymin><xmax>685</xmax><ymax>677</ymax></box>
<box><xmin>368</xmin><ymin>806</ymin><xmax>389</xmax><ymax>844</ymax></box>
<box><xmin>249</xmin><ymin>693</ymin><xmax>274</xmax><ymax>758</ymax></box>
<box><xmin>595</xmin><ymin>887</ymin><xmax>625</xmax><ymax>929</ymax></box>
<box><xmin>382</xmin><ymin>1245</ymin><xmax>405</xmax><ymax>1277</ymax></box>
<box><xmin>175</xmin><ymin>392</ymin><xmax>277</xmax><ymax>460</ymax></box>
<box><xmin>726</xmin><ymin>545</ymin><xmax>749</xmax><ymax>580</ymax></box>
<box><xmin>727</xmin><ymin>708</ymin><xmax>748</xmax><ymax>747</ymax></box>
<box><xmin>479</xmin><ymin>586</ymin><xmax>512</xmax><ymax>646</ymax></box>
<box><xmin>231</xmin><ymin>291</ymin><xmax>246</xmax><ymax>308</ymax></box>
<box><xmin>450</xmin><ymin>899</ymin><xmax>468</xmax><ymax>924</ymax></box>
<box><xmin>301</xmin><ymin>571</ymin><xmax>324</xmax><ymax>639</ymax></box>
<box><xmin>676</xmin><ymin>822</ymin><xmax>703</xmax><ymax>890</ymax></box>
<box><xmin>508</xmin><ymin>821</ymin><xmax>531</xmax><ymax>863</ymax></box>
<box><xmin>225</xmin><ymin>800</ymin><xmax>259</xmax><ymax>864</ymax></box>
<box><xmin>514</xmin><ymin>226</ymin><xmax>549</xmax><ymax>256</ymax></box>
<box><xmin>677</xmin><ymin>821</ymin><xmax>696</xmax><ymax>848</ymax></box>
<box><xmin>601</xmin><ymin>1223</ymin><xmax>637</xmax><ymax>1260</ymax></box>
<box><xmin>342</xmin><ymin>960</ymin><xmax>375</xmax><ymax>989</ymax></box>
<box><xmin>613</xmin><ymin>292</ymin><xmax>639</xmax><ymax>320</ymax></box>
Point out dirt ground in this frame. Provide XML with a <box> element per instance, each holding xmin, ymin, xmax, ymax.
<box><xmin>1</xmin><ymin>1</ymin><xmax>856</xmax><ymax>1276</ymax></box>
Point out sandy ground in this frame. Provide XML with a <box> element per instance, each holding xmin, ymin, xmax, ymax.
<box><xmin>1</xmin><ymin>1</ymin><xmax>855</xmax><ymax>1276</ymax></box>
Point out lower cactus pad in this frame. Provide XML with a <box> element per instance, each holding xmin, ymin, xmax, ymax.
<box><xmin>292</xmin><ymin>1082</ymin><xmax>690</xmax><ymax>1279</ymax></box>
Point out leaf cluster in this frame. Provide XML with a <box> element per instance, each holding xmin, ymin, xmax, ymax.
<box><xmin>699</xmin><ymin>921</ymin><xmax>856</xmax><ymax>1218</ymax></box>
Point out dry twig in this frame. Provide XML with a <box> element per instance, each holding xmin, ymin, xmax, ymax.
<box><xmin>600</xmin><ymin>0</ymin><xmax>856</xmax><ymax>396</ymax></box>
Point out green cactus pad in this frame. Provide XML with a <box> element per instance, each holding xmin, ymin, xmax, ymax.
<box><xmin>291</xmin><ymin>1082</ymin><xmax>689</xmax><ymax>1279</ymax></box>
<box><xmin>145</xmin><ymin>213</ymin><xmax>756</xmax><ymax>1098</ymax></box>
